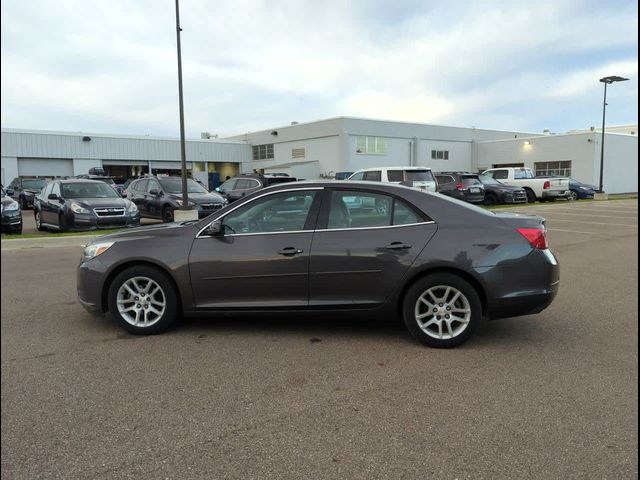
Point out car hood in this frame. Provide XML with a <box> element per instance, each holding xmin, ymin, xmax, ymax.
<box><xmin>1</xmin><ymin>196</ymin><xmax>17</xmax><ymax>207</ymax></box>
<box><xmin>93</xmin><ymin>220</ymin><xmax>197</xmax><ymax>243</ymax></box>
<box><xmin>168</xmin><ymin>192</ymin><xmax>225</xmax><ymax>204</ymax></box>
<box><xmin>70</xmin><ymin>197</ymin><xmax>129</xmax><ymax>208</ymax></box>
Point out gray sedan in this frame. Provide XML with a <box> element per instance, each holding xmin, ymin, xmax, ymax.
<box><xmin>77</xmin><ymin>181</ymin><xmax>559</xmax><ymax>347</ymax></box>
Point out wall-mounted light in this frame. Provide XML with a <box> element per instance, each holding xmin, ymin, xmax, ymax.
<box><xmin>524</xmin><ymin>140</ymin><xmax>531</xmax><ymax>145</ymax></box>
<box><xmin>270</xmin><ymin>130</ymin><xmax>278</xmax><ymax>136</ymax></box>
<box><xmin>82</xmin><ymin>136</ymin><xmax>92</xmax><ymax>142</ymax></box>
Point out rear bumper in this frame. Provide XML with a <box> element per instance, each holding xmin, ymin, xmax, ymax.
<box><xmin>542</xmin><ymin>189</ymin><xmax>568</xmax><ymax>198</ymax></box>
<box><xmin>483</xmin><ymin>248</ymin><xmax>560</xmax><ymax>320</ymax></box>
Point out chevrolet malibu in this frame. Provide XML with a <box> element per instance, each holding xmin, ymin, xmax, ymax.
<box><xmin>77</xmin><ymin>181</ymin><xmax>559</xmax><ymax>347</ymax></box>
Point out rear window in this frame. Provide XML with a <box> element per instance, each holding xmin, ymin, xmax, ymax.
<box><xmin>461</xmin><ymin>175</ymin><xmax>482</xmax><ymax>186</ymax></box>
<box><xmin>514</xmin><ymin>169</ymin><xmax>533</xmax><ymax>179</ymax></box>
<box><xmin>435</xmin><ymin>175</ymin><xmax>455</xmax><ymax>185</ymax></box>
<box><xmin>405</xmin><ymin>170</ymin><xmax>435</xmax><ymax>182</ymax></box>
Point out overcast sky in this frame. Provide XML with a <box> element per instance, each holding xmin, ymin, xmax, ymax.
<box><xmin>1</xmin><ymin>0</ymin><xmax>637</xmax><ymax>138</ymax></box>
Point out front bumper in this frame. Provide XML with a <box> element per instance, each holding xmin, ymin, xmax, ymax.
<box><xmin>1</xmin><ymin>210</ymin><xmax>23</xmax><ymax>233</ymax></box>
<box><xmin>504</xmin><ymin>191</ymin><xmax>528</xmax><ymax>204</ymax></box>
<box><xmin>196</xmin><ymin>203</ymin><xmax>225</xmax><ymax>218</ymax></box>
<box><xmin>66</xmin><ymin>211</ymin><xmax>141</xmax><ymax>231</ymax></box>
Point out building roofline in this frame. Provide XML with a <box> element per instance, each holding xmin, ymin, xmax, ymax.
<box><xmin>0</xmin><ymin>127</ymin><xmax>248</xmax><ymax>145</ymax></box>
<box><xmin>475</xmin><ymin>130</ymin><xmax>639</xmax><ymax>144</ymax></box>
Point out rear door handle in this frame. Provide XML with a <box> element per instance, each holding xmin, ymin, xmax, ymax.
<box><xmin>385</xmin><ymin>242</ymin><xmax>412</xmax><ymax>250</ymax></box>
<box><xmin>278</xmin><ymin>247</ymin><xmax>304</xmax><ymax>256</ymax></box>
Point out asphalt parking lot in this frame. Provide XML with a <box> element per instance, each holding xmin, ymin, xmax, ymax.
<box><xmin>1</xmin><ymin>199</ymin><xmax>637</xmax><ymax>479</ymax></box>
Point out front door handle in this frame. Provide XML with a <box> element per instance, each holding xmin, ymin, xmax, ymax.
<box><xmin>278</xmin><ymin>247</ymin><xmax>304</xmax><ymax>256</ymax></box>
<box><xmin>385</xmin><ymin>242</ymin><xmax>412</xmax><ymax>250</ymax></box>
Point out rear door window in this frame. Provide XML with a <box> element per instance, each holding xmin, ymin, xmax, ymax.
<box><xmin>404</xmin><ymin>170</ymin><xmax>435</xmax><ymax>182</ymax></box>
<box><xmin>135</xmin><ymin>179</ymin><xmax>148</xmax><ymax>192</ymax></box>
<box><xmin>387</xmin><ymin>170</ymin><xmax>404</xmax><ymax>182</ymax></box>
<box><xmin>492</xmin><ymin>170</ymin><xmax>509</xmax><ymax>180</ymax></box>
<box><xmin>363</xmin><ymin>171</ymin><xmax>382</xmax><ymax>182</ymax></box>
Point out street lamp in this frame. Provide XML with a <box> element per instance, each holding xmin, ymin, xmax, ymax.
<box><xmin>597</xmin><ymin>75</ymin><xmax>629</xmax><ymax>193</ymax></box>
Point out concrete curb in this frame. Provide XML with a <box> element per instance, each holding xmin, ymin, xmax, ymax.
<box><xmin>1</xmin><ymin>235</ymin><xmax>98</xmax><ymax>251</ymax></box>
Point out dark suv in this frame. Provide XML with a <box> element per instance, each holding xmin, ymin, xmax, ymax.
<box><xmin>127</xmin><ymin>176</ymin><xmax>227</xmax><ymax>222</ymax></box>
<box><xmin>434</xmin><ymin>172</ymin><xmax>485</xmax><ymax>204</ymax></box>
<box><xmin>217</xmin><ymin>174</ymin><xmax>297</xmax><ymax>202</ymax></box>
<box><xmin>7</xmin><ymin>177</ymin><xmax>49</xmax><ymax>209</ymax></box>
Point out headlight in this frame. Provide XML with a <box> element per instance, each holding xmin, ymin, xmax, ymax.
<box><xmin>5</xmin><ymin>201</ymin><xmax>20</xmax><ymax>211</ymax></box>
<box><xmin>175</xmin><ymin>199</ymin><xmax>196</xmax><ymax>206</ymax></box>
<box><xmin>70</xmin><ymin>202</ymin><xmax>90</xmax><ymax>214</ymax></box>
<box><xmin>83</xmin><ymin>241</ymin><xmax>115</xmax><ymax>262</ymax></box>
<box><xmin>125</xmin><ymin>200</ymin><xmax>138</xmax><ymax>213</ymax></box>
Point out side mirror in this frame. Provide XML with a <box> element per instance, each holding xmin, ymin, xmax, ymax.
<box><xmin>48</xmin><ymin>193</ymin><xmax>59</xmax><ymax>200</ymax></box>
<box><xmin>204</xmin><ymin>220</ymin><xmax>223</xmax><ymax>236</ymax></box>
<box><xmin>149</xmin><ymin>189</ymin><xmax>159</xmax><ymax>196</ymax></box>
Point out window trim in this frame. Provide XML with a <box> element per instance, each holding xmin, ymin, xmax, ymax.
<box><xmin>196</xmin><ymin>187</ymin><xmax>325</xmax><ymax>238</ymax></box>
<box><xmin>355</xmin><ymin>136</ymin><xmax>388</xmax><ymax>155</ymax></box>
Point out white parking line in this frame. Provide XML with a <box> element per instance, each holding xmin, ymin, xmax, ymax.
<box><xmin>546</xmin><ymin>219</ymin><xmax>638</xmax><ymax>227</ymax></box>
<box><xmin>531</xmin><ymin>211</ymin><xmax>638</xmax><ymax>219</ymax></box>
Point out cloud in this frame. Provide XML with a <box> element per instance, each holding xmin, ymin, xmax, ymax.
<box><xmin>1</xmin><ymin>0</ymin><xmax>637</xmax><ymax>137</ymax></box>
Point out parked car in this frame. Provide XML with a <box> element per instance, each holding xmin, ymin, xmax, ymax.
<box><xmin>433</xmin><ymin>172</ymin><xmax>485</xmax><ymax>204</ymax></box>
<box><xmin>536</xmin><ymin>176</ymin><xmax>596</xmax><ymax>200</ymax></box>
<box><xmin>33</xmin><ymin>179</ymin><xmax>140</xmax><ymax>232</ymax></box>
<box><xmin>481</xmin><ymin>167</ymin><xmax>569</xmax><ymax>203</ymax></box>
<box><xmin>476</xmin><ymin>173</ymin><xmax>528</xmax><ymax>205</ymax></box>
<box><xmin>127</xmin><ymin>176</ymin><xmax>227</xmax><ymax>222</ymax></box>
<box><xmin>348</xmin><ymin>167</ymin><xmax>438</xmax><ymax>192</ymax></box>
<box><xmin>334</xmin><ymin>172</ymin><xmax>354</xmax><ymax>180</ymax></box>
<box><xmin>6</xmin><ymin>177</ymin><xmax>49</xmax><ymax>209</ymax></box>
<box><xmin>1</xmin><ymin>185</ymin><xmax>23</xmax><ymax>234</ymax></box>
<box><xmin>77</xmin><ymin>181</ymin><xmax>559</xmax><ymax>348</ymax></box>
<box><xmin>217</xmin><ymin>173</ymin><xmax>298</xmax><ymax>202</ymax></box>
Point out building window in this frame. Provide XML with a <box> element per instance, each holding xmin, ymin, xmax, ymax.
<box><xmin>355</xmin><ymin>136</ymin><xmax>387</xmax><ymax>154</ymax></box>
<box><xmin>252</xmin><ymin>144</ymin><xmax>274</xmax><ymax>161</ymax></box>
<box><xmin>431</xmin><ymin>150</ymin><xmax>449</xmax><ymax>160</ymax></box>
<box><xmin>291</xmin><ymin>148</ymin><xmax>305</xmax><ymax>159</ymax></box>
<box><xmin>534</xmin><ymin>161</ymin><xmax>572</xmax><ymax>177</ymax></box>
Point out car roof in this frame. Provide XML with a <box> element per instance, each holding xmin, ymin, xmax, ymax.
<box><xmin>354</xmin><ymin>166</ymin><xmax>432</xmax><ymax>172</ymax></box>
<box><xmin>57</xmin><ymin>178</ymin><xmax>111</xmax><ymax>185</ymax></box>
<box><xmin>258</xmin><ymin>179</ymin><xmax>433</xmax><ymax>194</ymax></box>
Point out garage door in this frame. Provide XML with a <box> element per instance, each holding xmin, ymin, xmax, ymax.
<box><xmin>18</xmin><ymin>158</ymin><xmax>73</xmax><ymax>177</ymax></box>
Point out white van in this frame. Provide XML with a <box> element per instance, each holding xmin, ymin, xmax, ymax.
<box><xmin>348</xmin><ymin>167</ymin><xmax>438</xmax><ymax>192</ymax></box>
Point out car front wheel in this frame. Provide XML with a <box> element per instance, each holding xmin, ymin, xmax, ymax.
<box><xmin>403</xmin><ymin>273</ymin><xmax>482</xmax><ymax>348</ymax></box>
<box><xmin>34</xmin><ymin>210</ymin><xmax>46</xmax><ymax>231</ymax></box>
<box><xmin>162</xmin><ymin>207</ymin><xmax>174</xmax><ymax>223</ymax></box>
<box><xmin>107</xmin><ymin>266</ymin><xmax>178</xmax><ymax>335</ymax></box>
<box><xmin>567</xmin><ymin>190</ymin><xmax>578</xmax><ymax>201</ymax></box>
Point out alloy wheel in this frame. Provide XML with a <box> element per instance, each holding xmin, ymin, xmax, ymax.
<box><xmin>414</xmin><ymin>285</ymin><xmax>471</xmax><ymax>340</ymax></box>
<box><xmin>567</xmin><ymin>191</ymin><xmax>578</xmax><ymax>201</ymax></box>
<box><xmin>116</xmin><ymin>276</ymin><xmax>166</xmax><ymax>328</ymax></box>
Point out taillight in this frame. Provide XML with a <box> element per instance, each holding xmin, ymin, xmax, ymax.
<box><xmin>455</xmin><ymin>183</ymin><xmax>465</xmax><ymax>190</ymax></box>
<box><xmin>543</xmin><ymin>180</ymin><xmax>550</xmax><ymax>189</ymax></box>
<box><xmin>517</xmin><ymin>228</ymin><xmax>548</xmax><ymax>249</ymax></box>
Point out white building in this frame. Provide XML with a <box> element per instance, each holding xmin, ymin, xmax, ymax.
<box><xmin>1</xmin><ymin>129</ymin><xmax>252</xmax><ymax>189</ymax></box>
<box><xmin>2</xmin><ymin>117</ymin><xmax>637</xmax><ymax>194</ymax></box>
<box><xmin>226</xmin><ymin>116</ymin><xmax>638</xmax><ymax>193</ymax></box>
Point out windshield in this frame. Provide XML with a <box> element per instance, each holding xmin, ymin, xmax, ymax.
<box><xmin>22</xmin><ymin>179</ymin><xmax>48</xmax><ymax>190</ymax></box>
<box><xmin>478</xmin><ymin>174</ymin><xmax>503</xmax><ymax>186</ymax></box>
<box><xmin>159</xmin><ymin>178</ymin><xmax>208</xmax><ymax>194</ymax></box>
<box><xmin>405</xmin><ymin>170</ymin><xmax>435</xmax><ymax>182</ymax></box>
<box><xmin>62</xmin><ymin>182</ymin><xmax>120</xmax><ymax>199</ymax></box>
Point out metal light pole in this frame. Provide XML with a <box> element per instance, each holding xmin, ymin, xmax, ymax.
<box><xmin>175</xmin><ymin>0</ymin><xmax>189</xmax><ymax>211</ymax></box>
<box><xmin>597</xmin><ymin>75</ymin><xmax>629</xmax><ymax>193</ymax></box>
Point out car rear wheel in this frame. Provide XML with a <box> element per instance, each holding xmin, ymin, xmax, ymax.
<box><xmin>108</xmin><ymin>265</ymin><xmax>178</xmax><ymax>335</ymax></box>
<box><xmin>34</xmin><ymin>210</ymin><xmax>46</xmax><ymax>231</ymax></box>
<box><xmin>162</xmin><ymin>207</ymin><xmax>174</xmax><ymax>223</ymax></box>
<box><xmin>20</xmin><ymin>196</ymin><xmax>28</xmax><ymax>209</ymax></box>
<box><xmin>403</xmin><ymin>273</ymin><xmax>482</xmax><ymax>348</ymax></box>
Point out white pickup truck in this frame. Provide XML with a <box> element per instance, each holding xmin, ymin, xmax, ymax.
<box><xmin>481</xmin><ymin>167</ymin><xmax>569</xmax><ymax>203</ymax></box>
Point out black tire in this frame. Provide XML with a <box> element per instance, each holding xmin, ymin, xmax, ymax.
<box><xmin>162</xmin><ymin>207</ymin><xmax>174</xmax><ymax>223</ymax></box>
<box><xmin>524</xmin><ymin>188</ymin><xmax>536</xmax><ymax>203</ymax></box>
<box><xmin>34</xmin><ymin>210</ymin><xmax>46</xmax><ymax>231</ymax></box>
<box><xmin>107</xmin><ymin>265</ymin><xmax>179</xmax><ymax>335</ymax></box>
<box><xmin>58</xmin><ymin>213</ymin><xmax>67</xmax><ymax>233</ymax></box>
<box><xmin>403</xmin><ymin>273</ymin><xmax>482</xmax><ymax>348</ymax></box>
<box><xmin>483</xmin><ymin>193</ymin><xmax>497</xmax><ymax>206</ymax></box>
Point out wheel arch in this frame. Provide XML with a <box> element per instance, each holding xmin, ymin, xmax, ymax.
<box><xmin>101</xmin><ymin>260</ymin><xmax>183</xmax><ymax>313</ymax></box>
<box><xmin>397</xmin><ymin>266</ymin><xmax>488</xmax><ymax>317</ymax></box>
